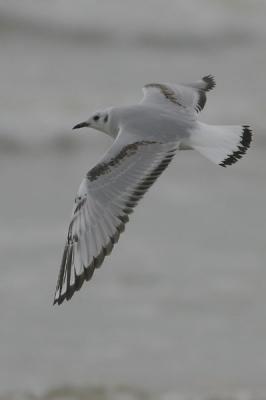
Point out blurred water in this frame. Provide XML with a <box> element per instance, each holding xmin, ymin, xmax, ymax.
<box><xmin>1</xmin><ymin>1</ymin><xmax>266</xmax><ymax>399</ymax></box>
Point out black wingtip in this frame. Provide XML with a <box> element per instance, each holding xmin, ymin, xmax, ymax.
<box><xmin>53</xmin><ymin>271</ymin><xmax>86</xmax><ymax>306</ymax></box>
<box><xmin>53</xmin><ymin>293</ymin><xmax>65</xmax><ymax>306</ymax></box>
<box><xmin>202</xmin><ymin>75</ymin><xmax>216</xmax><ymax>92</ymax></box>
<box><xmin>219</xmin><ymin>125</ymin><xmax>253</xmax><ymax>167</ymax></box>
<box><xmin>53</xmin><ymin>289</ymin><xmax>74</xmax><ymax>306</ymax></box>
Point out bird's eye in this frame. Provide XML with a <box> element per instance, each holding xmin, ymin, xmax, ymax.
<box><xmin>93</xmin><ymin>115</ymin><xmax>100</xmax><ymax>121</ymax></box>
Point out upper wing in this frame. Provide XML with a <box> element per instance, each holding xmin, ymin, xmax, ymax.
<box><xmin>54</xmin><ymin>131</ymin><xmax>178</xmax><ymax>305</ymax></box>
<box><xmin>141</xmin><ymin>75</ymin><xmax>215</xmax><ymax>114</ymax></box>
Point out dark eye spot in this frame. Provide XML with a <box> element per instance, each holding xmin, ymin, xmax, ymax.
<box><xmin>104</xmin><ymin>114</ymin><xmax>109</xmax><ymax>123</ymax></box>
<box><xmin>93</xmin><ymin>115</ymin><xmax>100</xmax><ymax>121</ymax></box>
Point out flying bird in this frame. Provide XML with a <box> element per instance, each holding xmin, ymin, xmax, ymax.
<box><xmin>53</xmin><ymin>75</ymin><xmax>252</xmax><ymax>305</ymax></box>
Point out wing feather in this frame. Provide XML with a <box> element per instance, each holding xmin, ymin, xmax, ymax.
<box><xmin>54</xmin><ymin>134</ymin><xmax>178</xmax><ymax>305</ymax></box>
<box><xmin>141</xmin><ymin>75</ymin><xmax>216</xmax><ymax>114</ymax></box>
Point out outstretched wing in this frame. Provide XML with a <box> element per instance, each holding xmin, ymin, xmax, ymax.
<box><xmin>54</xmin><ymin>131</ymin><xmax>178</xmax><ymax>305</ymax></box>
<box><xmin>141</xmin><ymin>75</ymin><xmax>215</xmax><ymax>114</ymax></box>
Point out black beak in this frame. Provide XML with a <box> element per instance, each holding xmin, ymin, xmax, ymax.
<box><xmin>72</xmin><ymin>121</ymin><xmax>89</xmax><ymax>130</ymax></box>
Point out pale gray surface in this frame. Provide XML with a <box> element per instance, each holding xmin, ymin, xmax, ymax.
<box><xmin>0</xmin><ymin>1</ymin><xmax>266</xmax><ymax>398</ymax></box>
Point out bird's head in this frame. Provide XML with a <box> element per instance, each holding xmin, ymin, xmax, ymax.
<box><xmin>73</xmin><ymin>110</ymin><xmax>110</xmax><ymax>133</ymax></box>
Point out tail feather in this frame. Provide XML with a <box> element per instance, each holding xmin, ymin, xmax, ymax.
<box><xmin>188</xmin><ymin>123</ymin><xmax>252</xmax><ymax>167</ymax></box>
<box><xmin>220</xmin><ymin>125</ymin><xmax>252</xmax><ymax>167</ymax></box>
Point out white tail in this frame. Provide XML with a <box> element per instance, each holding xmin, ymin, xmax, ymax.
<box><xmin>188</xmin><ymin>122</ymin><xmax>252</xmax><ymax>167</ymax></box>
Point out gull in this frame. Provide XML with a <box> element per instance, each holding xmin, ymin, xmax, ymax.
<box><xmin>53</xmin><ymin>75</ymin><xmax>252</xmax><ymax>305</ymax></box>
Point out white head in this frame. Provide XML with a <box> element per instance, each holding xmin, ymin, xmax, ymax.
<box><xmin>73</xmin><ymin>109</ymin><xmax>110</xmax><ymax>134</ymax></box>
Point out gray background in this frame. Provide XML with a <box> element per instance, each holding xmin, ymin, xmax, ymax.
<box><xmin>1</xmin><ymin>1</ymin><xmax>265</xmax><ymax>399</ymax></box>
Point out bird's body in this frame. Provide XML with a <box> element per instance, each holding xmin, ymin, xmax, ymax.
<box><xmin>54</xmin><ymin>75</ymin><xmax>252</xmax><ymax>305</ymax></box>
<box><xmin>107</xmin><ymin>104</ymin><xmax>194</xmax><ymax>141</ymax></box>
